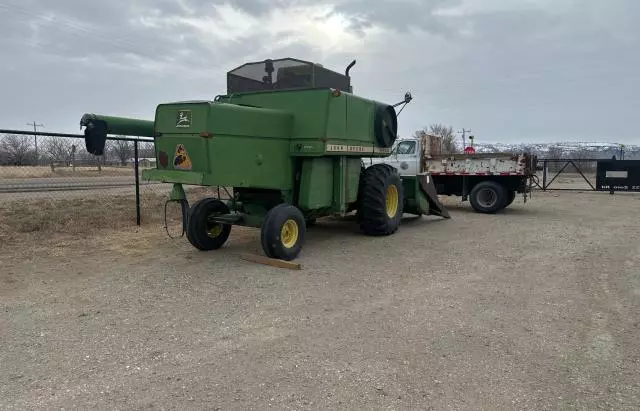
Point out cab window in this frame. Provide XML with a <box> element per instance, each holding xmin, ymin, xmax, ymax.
<box><xmin>394</xmin><ymin>140</ymin><xmax>416</xmax><ymax>155</ymax></box>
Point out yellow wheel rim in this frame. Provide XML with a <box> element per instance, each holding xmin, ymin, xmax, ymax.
<box><xmin>385</xmin><ymin>184</ymin><xmax>399</xmax><ymax>218</ymax></box>
<box><xmin>280</xmin><ymin>219</ymin><xmax>299</xmax><ymax>249</ymax></box>
<box><xmin>207</xmin><ymin>224</ymin><xmax>223</xmax><ymax>238</ymax></box>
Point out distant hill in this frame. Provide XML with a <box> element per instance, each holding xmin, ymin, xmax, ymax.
<box><xmin>470</xmin><ymin>141</ymin><xmax>640</xmax><ymax>160</ymax></box>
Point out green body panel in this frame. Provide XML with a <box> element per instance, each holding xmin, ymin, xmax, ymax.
<box><xmin>220</xmin><ymin>90</ymin><xmax>328</xmax><ymax>140</ymax></box>
<box><xmin>170</xmin><ymin>183</ymin><xmax>187</xmax><ymax>201</ymax></box>
<box><xmin>205</xmin><ymin>137</ymin><xmax>292</xmax><ymax>189</ymax></box>
<box><xmin>401</xmin><ymin>176</ymin><xmax>426</xmax><ymax>215</ymax></box>
<box><xmin>325</xmin><ymin>92</ymin><xmax>347</xmax><ymax>140</ymax></box>
<box><xmin>217</xmin><ymin>89</ymin><xmax>385</xmax><ymax>157</ymax></box>
<box><xmin>154</xmin><ymin>101</ymin><xmax>293</xmax><ymax>138</ymax></box>
<box><xmin>142</xmin><ymin>169</ymin><xmax>205</xmax><ymax>185</ymax></box>
<box><xmin>400</xmin><ymin>175</ymin><xmax>451</xmax><ymax>218</ymax></box>
<box><xmin>150</xmin><ymin>101</ymin><xmax>294</xmax><ymax>190</ymax></box>
<box><xmin>298</xmin><ymin>158</ymin><xmax>334</xmax><ymax>209</ymax></box>
<box><xmin>297</xmin><ymin>156</ymin><xmax>360</xmax><ymax>212</ymax></box>
<box><xmin>345</xmin><ymin>158</ymin><xmax>362</xmax><ymax>204</ymax></box>
<box><xmin>328</xmin><ymin>157</ymin><xmax>360</xmax><ymax>213</ymax></box>
<box><xmin>346</xmin><ymin>96</ymin><xmax>373</xmax><ymax>142</ymax></box>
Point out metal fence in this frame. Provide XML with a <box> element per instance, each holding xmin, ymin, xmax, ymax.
<box><xmin>534</xmin><ymin>158</ymin><xmax>599</xmax><ymax>191</ymax></box>
<box><xmin>533</xmin><ymin>157</ymin><xmax>640</xmax><ymax>193</ymax></box>
<box><xmin>0</xmin><ymin>129</ymin><xmax>225</xmax><ymax>239</ymax></box>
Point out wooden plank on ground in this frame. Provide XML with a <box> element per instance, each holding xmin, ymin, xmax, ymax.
<box><xmin>239</xmin><ymin>253</ymin><xmax>302</xmax><ymax>270</ymax></box>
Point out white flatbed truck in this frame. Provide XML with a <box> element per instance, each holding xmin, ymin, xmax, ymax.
<box><xmin>365</xmin><ymin>136</ymin><xmax>538</xmax><ymax>213</ymax></box>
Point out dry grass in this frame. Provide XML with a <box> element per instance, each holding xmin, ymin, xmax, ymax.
<box><xmin>0</xmin><ymin>165</ymin><xmax>136</xmax><ymax>179</ymax></box>
<box><xmin>0</xmin><ymin>186</ymin><xmax>228</xmax><ymax>243</ymax></box>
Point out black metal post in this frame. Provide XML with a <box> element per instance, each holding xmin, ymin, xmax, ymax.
<box><xmin>542</xmin><ymin>160</ymin><xmax>547</xmax><ymax>191</ymax></box>
<box><xmin>134</xmin><ymin>141</ymin><xmax>141</xmax><ymax>226</ymax></box>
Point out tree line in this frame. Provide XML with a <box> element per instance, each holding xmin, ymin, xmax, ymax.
<box><xmin>0</xmin><ymin>133</ymin><xmax>155</xmax><ymax>166</ymax></box>
<box><xmin>412</xmin><ymin>123</ymin><xmax>460</xmax><ymax>154</ymax></box>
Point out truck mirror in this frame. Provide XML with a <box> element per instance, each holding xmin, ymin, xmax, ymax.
<box><xmin>404</xmin><ymin>92</ymin><xmax>412</xmax><ymax>104</ymax></box>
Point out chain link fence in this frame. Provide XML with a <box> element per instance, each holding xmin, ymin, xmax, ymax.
<box><xmin>0</xmin><ymin>130</ymin><xmax>229</xmax><ymax>242</ymax></box>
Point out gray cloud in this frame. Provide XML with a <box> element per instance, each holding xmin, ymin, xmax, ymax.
<box><xmin>0</xmin><ymin>0</ymin><xmax>639</xmax><ymax>144</ymax></box>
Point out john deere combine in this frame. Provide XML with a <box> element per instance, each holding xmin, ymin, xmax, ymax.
<box><xmin>80</xmin><ymin>58</ymin><xmax>449</xmax><ymax>260</ymax></box>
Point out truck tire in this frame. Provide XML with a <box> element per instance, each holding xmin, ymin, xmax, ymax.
<box><xmin>469</xmin><ymin>181</ymin><xmax>508</xmax><ymax>214</ymax></box>
<box><xmin>357</xmin><ymin>163</ymin><xmax>404</xmax><ymax>235</ymax></box>
<box><xmin>505</xmin><ymin>190</ymin><xmax>516</xmax><ymax>207</ymax></box>
<box><xmin>261</xmin><ymin>204</ymin><xmax>306</xmax><ymax>261</ymax></box>
<box><xmin>186</xmin><ymin>198</ymin><xmax>232</xmax><ymax>250</ymax></box>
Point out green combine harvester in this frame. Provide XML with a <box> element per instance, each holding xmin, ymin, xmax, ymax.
<box><xmin>80</xmin><ymin>57</ymin><xmax>449</xmax><ymax>260</ymax></box>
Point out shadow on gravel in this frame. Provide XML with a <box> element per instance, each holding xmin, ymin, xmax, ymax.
<box><xmin>441</xmin><ymin>201</ymin><xmax>548</xmax><ymax>216</ymax></box>
<box><xmin>301</xmin><ymin>214</ymin><xmax>449</xmax><ymax>249</ymax></box>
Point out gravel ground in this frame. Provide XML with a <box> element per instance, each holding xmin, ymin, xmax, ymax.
<box><xmin>2</xmin><ymin>190</ymin><xmax>640</xmax><ymax>410</ymax></box>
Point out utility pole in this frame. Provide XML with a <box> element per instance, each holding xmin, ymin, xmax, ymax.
<box><xmin>458</xmin><ymin>128</ymin><xmax>471</xmax><ymax>148</ymax></box>
<box><xmin>26</xmin><ymin>121</ymin><xmax>44</xmax><ymax>165</ymax></box>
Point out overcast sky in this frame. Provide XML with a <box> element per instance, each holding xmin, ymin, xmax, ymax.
<box><xmin>1</xmin><ymin>0</ymin><xmax>638</xmax><ymax>145</ymax></box>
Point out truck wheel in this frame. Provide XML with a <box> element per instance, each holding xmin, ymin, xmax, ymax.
<box><xmin>357</xmin><ymin>163</ymin><xmax>404</xmax><ymax>235</ymax></box>
<box><xmin>186</xmin><ymin>198</ymin><xmax>232</xmax><ymax>250</ymax></box>
<box><xmin>469</xmin><ymin>181</ymin><xmax>508</xmax><ymax>214</ymax></box>
<box><xmin>505</xmin><ymin>190</ymin><xmax>516</xmax><ymax>207</ymax></box>
<box><xmin>261</xmin><ymin>204</ymin><xmax>306</xmax><ymax>261</ymax></box>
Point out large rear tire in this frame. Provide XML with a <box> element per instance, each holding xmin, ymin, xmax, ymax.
<box><xmin>261</xmin><ymin>204</ymin><xmax>306</xmax><ymax>261</ymax></box>
<box><xmin>469</xmin><ymin>181</ymin><xmax>508</xmax><ymax>214</ymax></box>
<box><xmin>505</xmin><ymin>190</ymin><xmax>516</xmax><ymax>207</ymax></box>
<box><xmin>186</xmin><ymin>198</ymin><xmax>232</xmax><ymax>250</ymax></box>
<box><xmin>357</xmin><ymin>163</ymin><xmax>404</xmax><ymax>236</ymax></box>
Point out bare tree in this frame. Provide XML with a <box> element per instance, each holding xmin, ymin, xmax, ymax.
<box><xmin>110</xmin><ymin>138</ymin><xmax>133</xmax><ymax>166</ymax></box>
<box><xmin>428</xmin><ymin>123</ymin><xmax>458</xmax><ymax>154</ymax></box>
<box><xmin>43</xmin><ymin>137</ymin><xmax>74</xmax><ymax>166</ymax></box>
<box><xmin>0</xmin><ymin>134</ymin><xmax>34</xmax><ymax>165</ymax></box>
<box><xmin>139</xmin><ymin>142</ymin><xmax>155</xmax><ymax>158</ymax></box>
<box><xmin>573</xmin><ymin>148</ymin><xmax>596</xmax><ymax>173</ymax></box>
<box><xmin>546</xmin><ymin>145</ymin><xmax>563</xmax><ymax>159</ymax></box>
<box><xmin>546</xmin><ymin>145</ymin><xmax>564</xmax><ymax>171</ymax></box>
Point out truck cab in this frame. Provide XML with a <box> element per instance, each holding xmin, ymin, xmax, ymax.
<box><xmin>366</xmin><ymin>138</ymin><xmax>421</xmax><ymax>176</ymax></box>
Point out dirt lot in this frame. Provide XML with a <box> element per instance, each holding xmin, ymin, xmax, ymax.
<box><xmin>2</xmin><ymin>190</ymin><xmax>640</xmax><ymax>410</ymax></box>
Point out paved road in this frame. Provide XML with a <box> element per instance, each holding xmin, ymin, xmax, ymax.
<box><xmin>0</xmin><ymin>177</ymin><xmax>166</xmax><ymax>202</ymax></box>
<box><xmin>0</xmin><ymin>176</ymin><xmax>137</xmax><ymax>192</ymax></box>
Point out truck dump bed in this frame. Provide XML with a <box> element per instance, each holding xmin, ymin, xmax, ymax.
<box><xmin>423</xmin><ymin>153</ymin><xmax>537</xmax><ymax>176</ymax></box>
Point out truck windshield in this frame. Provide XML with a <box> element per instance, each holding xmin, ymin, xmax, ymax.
<box><xmin>392</xmin><ymin>140</ymin><xmax>416</xmax><ymax>155</ymax></box>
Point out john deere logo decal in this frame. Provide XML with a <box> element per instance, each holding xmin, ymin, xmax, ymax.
<box><xmin>173</xmin><ymin>144</ymin><xmax>192</xmax><ymax>170</ymax></box>
<box><xmin>176</xmin><ymin>110</ymin><xmax>192</xmax><ymax>128</ymax></box>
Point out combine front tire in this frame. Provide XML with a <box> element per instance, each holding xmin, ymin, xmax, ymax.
<box><xmin>261</xmin><ymin>204</ymin><xmax>306</xmax><ymax>261</ymax></box>
<box><xmin>186</xmin><ymin>198</ymin><xmax>232</xmax><ymax>250</ymax></box>
<box><xmin>469</xmin><ymin>181</ymin><xmax>508</xmax><ymax>214</ymax></box>
<box><xmin>357</xmin><ymin>164</ymin><xmax>404</xmax><ymax>236</ymax></box>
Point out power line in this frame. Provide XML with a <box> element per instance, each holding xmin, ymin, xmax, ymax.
<box><xmin>26</xmin><ymin>121</ymin><xmax>44</xmax><ymax>164</ymax></box>
<box><xmin>457</xmin><ymin>128</ymin><xmax>471</xmax><ymax>148</ymax></box>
